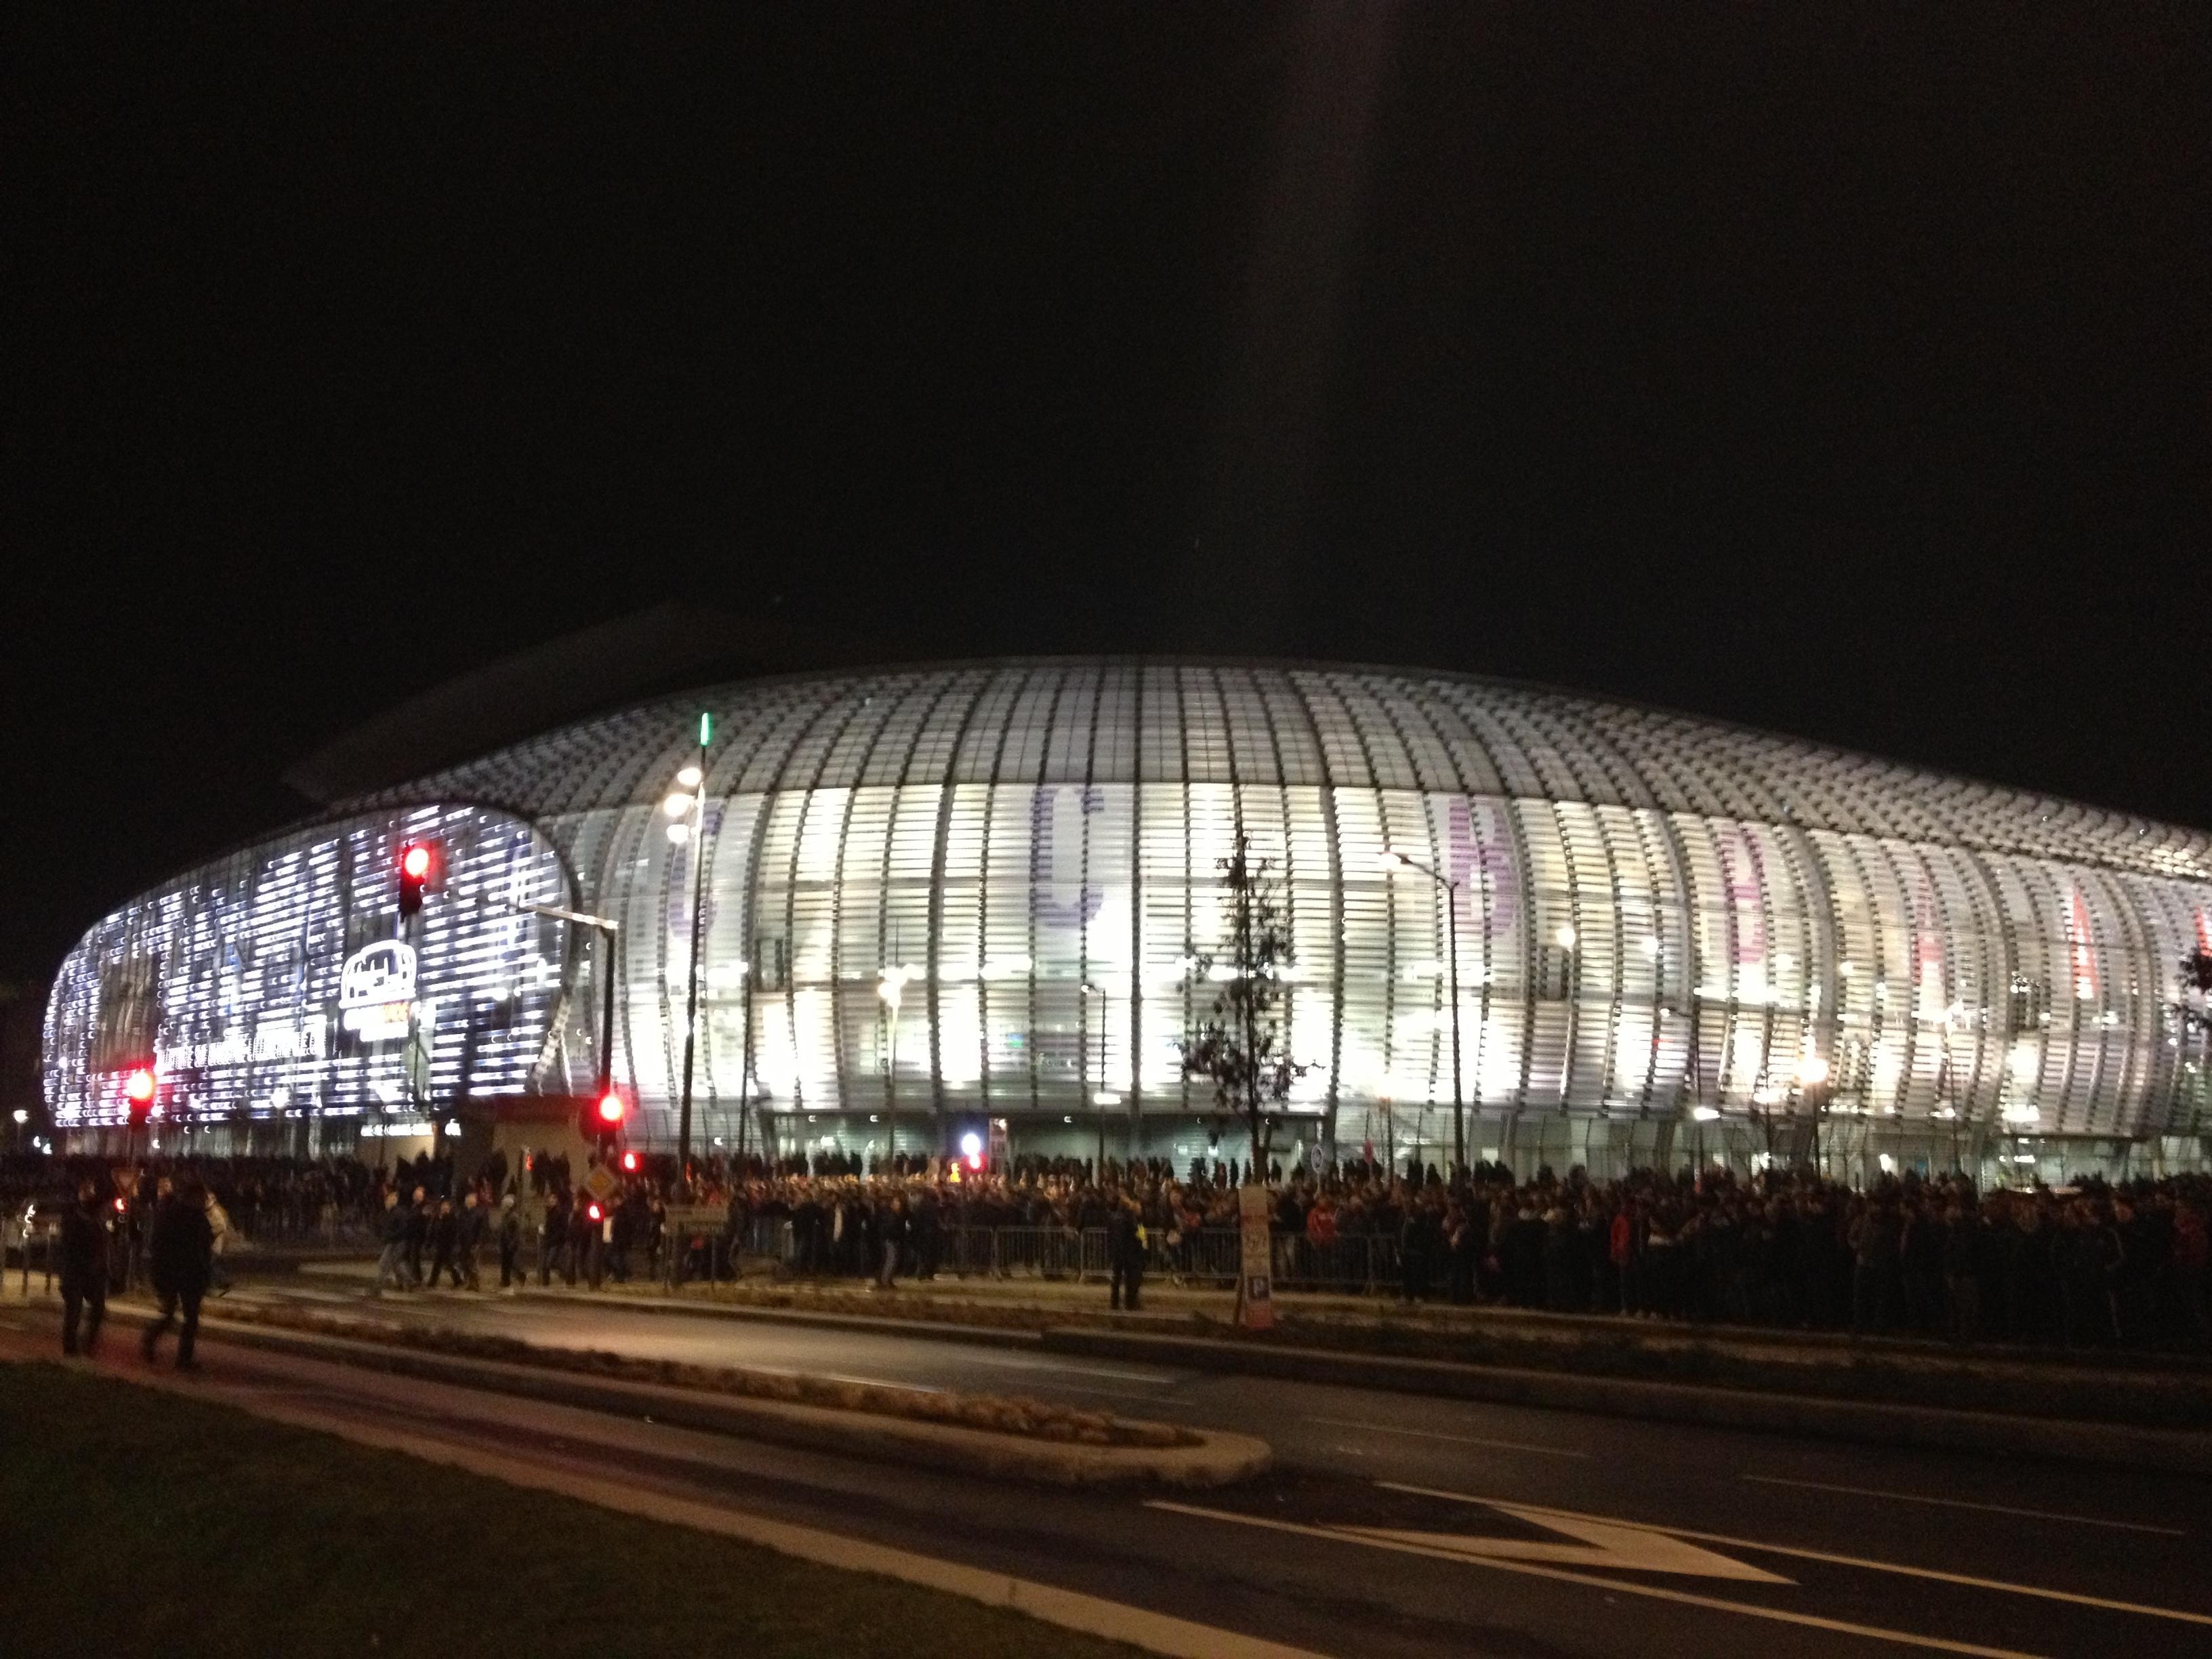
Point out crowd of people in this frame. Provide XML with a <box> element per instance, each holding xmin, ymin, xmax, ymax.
<box><xmin>7</xmin><ymin>1147</ymin><xmax>2209</xmax><ymax>1351</ymax></box>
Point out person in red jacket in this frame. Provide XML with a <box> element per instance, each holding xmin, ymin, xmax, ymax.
<box><xmin>1609</xmin><ymin>1204</ymin><xmax>1635</xmax><ymax>1315</ymax></box>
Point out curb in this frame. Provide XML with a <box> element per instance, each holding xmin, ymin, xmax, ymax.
<box><xmin>1042</xmin><ymin>1326</ymin><xmax>2212</xmax><ymax>1475</ymax></box>
<box><xmin>501</xmin><ymin>1284</ymin><xmax>2212</xmax><ymax>1465</ymax></box>
<box><xmin>511</xmin><ymin>1284</ymin><xmax>1046</xmax><ymax>1351</ymax></box>
<box><xmin>94</xmin><ymin>1305</ymin><xmax>1270</xmax><ymax>1488</ymax></box>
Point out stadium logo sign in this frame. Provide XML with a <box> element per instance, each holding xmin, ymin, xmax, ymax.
<box><xmin>341</xmin><ymin>940</ymin><xmax>417</xmax><ymax>1040</ymax></box>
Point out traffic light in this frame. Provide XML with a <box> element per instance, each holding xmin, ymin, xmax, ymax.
<box><xmin>619</xmin><ymin>1149</ymin><xmax>640</xmax><ymax>1175</ymax></box>
<box><xmin>581</xmin><ymin>1088</ymin><xmax>627</xmax><ymax>1147</ymax></box>
<box><xmin>124</xmin><ymin>1065</ymin><xmax>157</xmax><ymax>1128</ymax></box>
<box><xmin>398</xmin><ymin>842</ymin><xmax>434</xmax><ymax>917</ymax></box>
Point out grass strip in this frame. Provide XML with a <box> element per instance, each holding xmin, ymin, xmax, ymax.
<box><xmin>0</xmin><ymin>1360</ymin><xmax>1144</xmax><ymax>1659</ymax></box>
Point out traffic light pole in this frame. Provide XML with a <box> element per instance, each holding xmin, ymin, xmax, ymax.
<box><xmin>598</xmin><ymin>927</ymin><xmax>617</xmax><ymax>1100</ymax></box>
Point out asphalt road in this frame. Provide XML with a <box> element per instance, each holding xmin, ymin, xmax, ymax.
<box><xmin>7</xmin><ymin>1279</ymin><xmax>2207</xmax><ymax>1659</ymax></box>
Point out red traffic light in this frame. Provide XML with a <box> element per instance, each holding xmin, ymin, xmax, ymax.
<box><xmin>398</xmin><ymin>842</ymin><xmax>435</xmax><ymax>917</ymax></box>
<box><xmin>596</xmin><ymin>1090</ymin><xmax>625</xmax><ymax>1126</ymax></box>
<box><xmin>619</xmin><ymin>1149</ymin><xmax>640</xmax><ymax>1174</ymax></box>
<box><xmin>587</xmin><ymin>1202</ymin><xmax>603</xmax><ymax>1223</ymax></box>
<box><xmin>124</xmin><ymin>1067</ymin><xmax>157</xmax><ymax>1105</ymax></box>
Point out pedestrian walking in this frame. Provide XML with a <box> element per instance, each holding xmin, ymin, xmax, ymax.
<box><xmin>203</xmin><ymin>1187</ymin><xmax>234</xmax><ymax>1296</ymax></box>
<box><xmin>141</xmin><ymin>1176</ymin><xmax>214</xmax><ymax>1370</ymax></box>
<box><xmin>497</xmin><ymin>1193</ymin><xmax>523</xmax><ymax>1290</ymax></box>
<box><xmin>874</xmin><ymin>1196</ymin><xmax>909</xmax><ymax>1290</ymax></box>
<box><xmin>58</xmin><ymin>1179</ymin><xmax>108</xmax><ymax>1358</ymax></box>
<box><xmin>428</xmin><ymin>1198</ymin><xmax>463</xmax><ymax>1288</ymax></box>
<box><xmin>1108</xmin><ymin>1200</ymin><xmax>1146</xmax><ymax>1311</ymax></box>
<box><xmin>539</xmin><ymin>1188</ymin><xmax>570</xmax><ymax>1286</ymax></box>
<box><xmin>459</xmin><ymin>1190</ymin><xmax>488</xmax><ymax>1290</ymax></box>
<box><xmin>374</xmin><ymin>1189</ymin><xmax>410</xmax><ymax>1292</ymax></box>
<box><xmin>403</xmin><ymin>1185</ymin><xmax>429</xmax><ymax>1286</ymax></box>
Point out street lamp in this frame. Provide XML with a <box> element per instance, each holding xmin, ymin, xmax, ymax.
<box><xmin>670</xmin><ymin>712</ymin><xmax>714</xmax><ymax>1174</ymax></box>
<box><xmin>878</xmin><ymin>962</ymin><xmax>920</xmax><ymax>1170</ymax></box>
<box><xmin>1079</xmin><ymin>981</ymin><xmax>1104</xmax><ymax>1176</ymax></box>
<box><xmin>1793</xmin><ymin>1052</ymin><xmax>1830</xmax><ymax>1172</ymax></box>
<box><xmin>1382</xmin><ymin>849</ymin><xmax>1465</xmax><ymax>1174</ymax></box>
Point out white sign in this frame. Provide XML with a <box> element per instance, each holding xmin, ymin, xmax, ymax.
<box><xmin>1237</xmin><ymin>1183</ymin><xmax>1274</xmax><ymax>1330</ymax></box>
<box><xmin>341</xmin><ymin>941</ymin><xmax>417</xmax><ymax>1040</ymax></box>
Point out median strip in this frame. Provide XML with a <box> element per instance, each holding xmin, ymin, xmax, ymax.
<box><xmin>108</xmin><ymin>1297</ymin><xmax>1271</xmax><ymax>1488</ymax></box>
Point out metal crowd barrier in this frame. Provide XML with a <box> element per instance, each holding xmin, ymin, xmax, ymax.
<box><xmin>723</xmin><ymin>1221</ymin><xmax>1406</xmax><ymax>1294</ymax></box>
<box><xmin>468</xmin><ymin>1206</ymin><xmax>1409</xmax><ymax>1297</ymax></box>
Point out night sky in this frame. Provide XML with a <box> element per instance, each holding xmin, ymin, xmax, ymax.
<box><xmin>4</xmin><ymin>5</ymin><xmax>2205</xmax><ymax>990</ymax></box>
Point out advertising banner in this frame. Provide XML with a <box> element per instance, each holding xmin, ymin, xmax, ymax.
<box><xmin>1237</xmin><ymin>1183</ymin><xmax>1274</xmax><ymax>1330</ymax></box>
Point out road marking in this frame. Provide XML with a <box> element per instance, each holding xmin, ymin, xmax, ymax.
<box><xmin>1738</xmin><ymin>1475</ymin><xmax>2186</xmax><ymax>1537</ymax></box>
<box><xmin>1034</xmin><ymin>1382</ymin><xmax>1183</xmax><ymax>1401</ymax></box>
<box><xmin>1344</xmin><ymin>1507</ymin><xmax>1790</xmax><ymax>1582</ymax></box>
<box><xmin>958</xmin><ymin>1352</ymin><xmax>1176</xmax><ymax>1385</ymax></box>
<box><xmin>1383</xmin><ymin>1485</ymin><xmax>2212</xmax><ymax>1630</ymax></box>
<box><xmin>1147</xmin><ymin>1500</ymin><xmax>2043</xmax><ymax>1659</ymax></box>
<box><xmin>1305</xmin><ymin>1416</ymin><xmax>1589</xmax><ymax>1459</ymax></box>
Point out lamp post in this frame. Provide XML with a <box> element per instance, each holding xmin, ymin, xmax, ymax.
<box><xmin>517</xmin><ymin>901</ymin><xmax>622</xmax><ymax>1104</ymax></box>
<box><xmin>878</xmin><ymin>962</ymin><xmax>918</xmax><ymax>1172</ymax></box>
<box><xmin>1383</xmin><ymin>850</ymin><xmax>1465</xmax><ymax>1175</ymax></box>
<box><xmin>1794</xmin><ymin>1052</ymin><xmax>1831</xmax><ymax>1174</ymax></box>
<box><xmin>664</xmin><ymin>712</ymin><xmax>714</xmax><ymax>1174</ymax></box>
<box><xmin>1079</xmin><ymin>981</ymin><xmax>1103</xmax><ymax>1176</ymax></box>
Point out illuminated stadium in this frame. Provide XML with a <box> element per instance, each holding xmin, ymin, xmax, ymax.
<box><xmin>43</xmin><ymin>659</ymin><xmax>2212</xmax><ymax>1182</ymax></box>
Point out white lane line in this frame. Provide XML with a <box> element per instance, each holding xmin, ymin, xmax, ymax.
<box><xmin>1031</xmin><ymin>1383</ymin><xmax>1181</xmax><ymax>1403</ymax></box>
<box><xmin>1305</xmin><ymin>1416</ymin><xmax>1589</xmax><ymax>1459</ymax></box>
<box><xmin>1738</xmin><ymin>1475</ymin><xmax>2186</xmax><ymax>1537</ymax></box>
<box><xmin>1147</xmin><ymin>1500</ymin><xmax>2043</xmax><ymax>1659</ymax></box>
<box><xmin>1382</xmin><ymin>1484</ymin><xmax>2212</xmax><ymax>1630</ymax></box>
<box><xmin>955</xmin><ymin>1352</ymin><xmax>1177</xmax><ymax>1385</ymax></box>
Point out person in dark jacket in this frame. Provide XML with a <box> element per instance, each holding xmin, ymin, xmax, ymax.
<box><xmin>539</xmin><ymin>1188</ymin><xmax>571</xmax><ymax>1286</ymax></box>
<box><xmin>58</xmin><ymin>1179</ymin><xmax>110</xmax><ymax>1357</ymax></box>
<box><xmin>497</xmin><ymin>1193</ymin><xmax>523</xmax><ymax>1290</ymax></box>
<box><xmin>141</xmin><ymin>1177</ymin><xmax>214</xmax><ymax>1370</ymax></box>
<box><xmin>1108</xmin><ymin>1201</ymin><xmax>1146</xmax><ymax>1311</ymax></box>
<box><xmin>403</xmin><ymin>1185</ymin><xmax>430</xmax><ymax>1286</ymax></box>
<box><xmin>428</xmin><ymin>1198</ymin><xmax>462</xmax><ymax>1288</ymax></box>
<box><xmin>874</xmin><ymin>1197</ymin><xmax>909</xmax><ymax>1290</ymax></box>
<box><xmin>458</xmin><ymin>1190</ymin><xmax>489</xmax><ymax>1290</ymax></box>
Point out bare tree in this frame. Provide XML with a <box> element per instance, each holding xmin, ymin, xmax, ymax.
<box><xmin>1181</xmin><ymin>829</ymin><xmax>1309</xmax><ymax>1181</ymax></box>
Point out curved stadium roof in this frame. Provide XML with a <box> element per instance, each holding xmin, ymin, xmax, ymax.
<box><xmin>359</xmin><ymin>659</ymin><xmax>2211</xmax><ymax>886</ymax></box>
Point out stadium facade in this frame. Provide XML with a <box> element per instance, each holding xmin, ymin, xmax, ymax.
<box><xmin>42</xmin><ymin>660</ymin><xmax>2212</xmax><ymax>1183</ymax></box>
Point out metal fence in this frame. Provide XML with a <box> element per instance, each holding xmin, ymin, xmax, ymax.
<box><xmin>228</xmin><ymin>1210</ymin><xmax>382</xmax><ymax>1252</ymax></box>
<box><xmin>731</xmin><ymin>1220</ymin><xmax>1405</xmax><ymax>1293</ymax></box>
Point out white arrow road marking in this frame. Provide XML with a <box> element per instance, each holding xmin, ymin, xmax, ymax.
<box><xmin>1340</xmin><ymin>1505</ymin><xmax>1791</xmax><ymax>1582</ymax></box>
<box><xmin>1146</xmin><ymin>1501</ymin><xmax>2043</xmax><ymax>1659</ymax></box>
<box><xmin>1381</xmin><ymin>1483</ymin><xmax>2212</xmax><ymax>1631</ymax></box>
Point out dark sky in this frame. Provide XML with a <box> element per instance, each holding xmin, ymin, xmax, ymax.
<box><xmin>4</xmin><ymin>4</ymin><xmax>2206</xmax><ymax>987</ymax></box>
